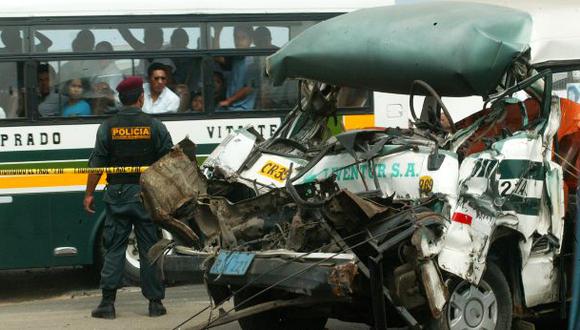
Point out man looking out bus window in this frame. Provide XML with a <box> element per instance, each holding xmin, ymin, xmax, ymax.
<box><xmin>142</xmin><ymin>63</ymin><xmax>180</xmax><ymax>114</ymax></box>
<box><xmin>83</xmin><ymin>76</ymin><xmax>173</xmax><ymax>319</ymax></box>
<box><xmin>37</xmin><ymin>63</ymin><xmax>65</xmax><ymax>117</ymax></box>
<box><xmin>217</xmin><ymin>25</ymin><xmax>258</xmax><ymax>110</ymax></box>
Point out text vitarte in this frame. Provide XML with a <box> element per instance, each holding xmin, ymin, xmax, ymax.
<box><xmin>206</xmin><ymin>124</ymin><xmax>278</xmax><ymax>139</ymax></box>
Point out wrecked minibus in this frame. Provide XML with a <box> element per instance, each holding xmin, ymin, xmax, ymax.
<box><xmin>140</xmin><ymin>1</ymin><xmax>580</xmax><ymax>329</ymax></box>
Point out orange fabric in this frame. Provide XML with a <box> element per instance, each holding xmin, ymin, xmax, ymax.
<box><xmin>558</xmin><ymin>98</ymin><xmax>580</xmax><ymax>141</ymax></box>
<box><xmin>457</xmin><ymin>98</ymin><xmax>541</xmax><ymax>155</ymax></box>
<box><xmin>557</xmin><ymin>99</ymin><xmax>580</xmax><ymax>191</ymax></box>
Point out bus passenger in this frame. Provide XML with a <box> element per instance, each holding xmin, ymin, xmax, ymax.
<box><xmin>253</xmin><ymin>26</ymin><xmax>278</xmax><ymax>49</ymax></box>
<box><xmin>174</xmin><ymin>84</ymin><xmax>191</xmax><ymax>112</ymax></box>
<box><xmin>119</xmin><ymin>27</ymin><xmax>175</xmax><ymax>76</ymax></box>
<box><xmin>213</xmin><ymin>71</ymin><xmax>226</xmax><ymax>106</ymax></box>
<box><xmin>169</xmin><ymin>28</ymin><xmax>188</xmax><ymax>49</ymax></box>
<box><xmin>0</xmin><ymin>28</ymin><xmax>53</xmax><ymax>53</ymax></box>
<box><xmin>92</xmin><ymin>41</ymin><xmax>122</xmax><ymax>91</ymax></box>
<box><xmin>217</xmin><ymin>25</ymin><xmax>258</xmax><ymax>110</ymax></box>
<box><xmin>91</xmin><ymin>82</ymin><xmax>117</xmax><ymax>115</ymax></box>
<box><xmin>84</xmin><ymin>76</ymin><xmax>172</xmax><ymax>319</ymax></box>
<box><xmin>89</xmin><ymin>41</ymin><xmax>121</xmax><ymax>114</ymax></box>
<box><xmin>119</xmin><ymin>27</ymin><xmax>163</xmax><ymax>51</ymax></box>
<box><xmin>0</xmin><ymin>28</ymin><xmax>23</xmax><ymax>53</ymax></box>
<box><xmin>169</xmin><ymin>28</ymin><xmax>202</xmax><ymax>91</ymax></box>
<box><xmin>142</xmin><ymin>63</ymin><xmax>180</xmax><ymax>114</ymax></box>
<box><xmin>38</xmin><ymin>63</ymin><xmax>65</xmax><ymax>117</ymax></box>
<box><xmin>62</xmin><ymin>78</ymin><xmax>91</xmax><ymax>116</ymax></box>
<box><xmin>60</xmin><ymin>29</ymin><xmax>96</xmax><ymax>82</ymax></box>
<box><xmin>191</xmin><ymin>91</ymin><xmax>204</xmax><ymax>112</ymax></box>
<box><xmin>0</xmin><ymin>61</ymin><xmax>21</xmax><ymax>118</ymax></box>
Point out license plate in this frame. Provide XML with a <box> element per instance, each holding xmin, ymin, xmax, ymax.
<box><xmin>209</xmin><ymin>251</ymin><xmax>255</xmax><ymax>276</ymax></box>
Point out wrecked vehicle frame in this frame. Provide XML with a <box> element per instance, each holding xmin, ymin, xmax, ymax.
<box><xmin>140</xmin><ymin>1</ymin><xmax>580</xmax><ymax>329</ymax></box>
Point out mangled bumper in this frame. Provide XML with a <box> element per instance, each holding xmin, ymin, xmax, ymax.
<box><xmin>207</xmin><ymin>251</ymin><xmax>358</xmax><ymax>298</ymax></box>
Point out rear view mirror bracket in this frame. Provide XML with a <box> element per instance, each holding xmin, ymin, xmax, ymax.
<box><xmin>427</xmin><ymin>146</ymin><xmax>445</xmax><ymax>171</ymax></box>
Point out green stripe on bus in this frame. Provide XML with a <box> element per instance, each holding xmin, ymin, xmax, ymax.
<box><xmin>0</xmin><ymin>143</ymin><xmax>218</xmax><ymax>164</ymax></box>
<box><xmin>0</xmin><ymin>149</ymin><xmax>92</xmax><ymax>163</ymax></box>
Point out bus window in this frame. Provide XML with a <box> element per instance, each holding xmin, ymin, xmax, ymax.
<box><xmin>39</xmin><ymin>56</ymin><xmax>204</xmax><ymax>116</ymax></box>
<box><xmin>209</xmin><ymin>22</ymin><xmax>316</xmax><ymax>49</ymax></box>
<box><xmin>32</xmin><ymin>25</ymin><xmax>202</xmax><ymax>53</ymax></box>
<box><xmin>213</xmin><ymin>55</ymin><xmax>298</xmax><ymax>111</ymax></box>
<box><xmin>39</xmin><ymin>59</ymin><xmax>129</xmax><ymax>117</ymax></box>
<box><xmin>254</xmin><ymin>55</ymin><xmax>298</xmax><ymax>109</ymax></box>
<box><xmin>0</xmin><ymin>61</ymin><xmax>23</xmax><ymax>119</ymax></box>
<box><xmin>117</xmin><ymin>25</ymin><xmax>202</xmax><ymax>51</ymax></box>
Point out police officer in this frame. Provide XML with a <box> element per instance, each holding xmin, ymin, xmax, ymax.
<box><xmin>83</xmin><ymin>76</ymin><xmax>173</xmax><ymax>319</ymax></box>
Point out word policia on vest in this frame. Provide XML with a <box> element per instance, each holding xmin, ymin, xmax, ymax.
<box><xmin>111</xmin><ymin>127</ymin><xmax>152</xmax><ymax>140</ymax></box>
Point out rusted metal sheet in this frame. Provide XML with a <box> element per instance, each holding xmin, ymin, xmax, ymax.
<box><xmin>141</xmin><ymin>140</ymin><xmax>205</xmax><ymax>246</ymax></box>
<box><xmin>328</xmin><ymin>262</ymin><xmax>358</xmax><ymax>297</ymax></box>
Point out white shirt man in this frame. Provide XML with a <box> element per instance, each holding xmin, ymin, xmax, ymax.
<box><xmin>141</xmin><ymin>63</ymin><xmax>180</xmax><ymax>114</ymax></box>
<box><xmin>142</xmin><ymin>83</ymin><xmax>180</xmax><ymax>114</ymax></box>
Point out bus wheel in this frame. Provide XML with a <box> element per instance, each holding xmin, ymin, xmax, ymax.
<box><xmin>123</xmin><ymin>230</ymin><xmax>141</xmax><ymax>285</ymax></box>
<box><xmin>123</xmin><ymin>229</ymin><xmax>173</xmax><ymax>286</ymax></box>
<box><xmin>437</xmin><ymin>262</ymin><xmax>512</xmax><ymax>330</ymax></box>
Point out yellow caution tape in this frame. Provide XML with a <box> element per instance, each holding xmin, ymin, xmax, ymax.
<box><xmin>0</xmin><ymin>166</ymin><xmax>149</xmax><ymax>176</ymax></box>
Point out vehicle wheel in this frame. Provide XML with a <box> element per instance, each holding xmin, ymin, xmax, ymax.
<box><xmin>123</xmin><ymin>229</ymin><xmax>141</xmax><ymax>285</ymax></box>
<box><xmin>281</xmin><ymin>315</ymin><xmax>328</xmax><ymax>330</ymax></box>
<box><xmin>122</xmin><ymin>228</ymin><xmax>173</xmax><ymax>286</ymax></box>
<box><xmin>234</xmin><ymin>290</ymin><xmax>328</xmax><ymax>330</ymax></box>
<box><xmin>87</xmin><ymin>225</ymin><xmax>106</xmax><ymax>282</ymax></box>
<box><xmin>95</xmin><ymin>217</ymin><xmax>172</xmax><ymax>286</ymax></box>
<box><xmin>437</xmin><ymin>263</ymin><xmax>512</xmax><ymax>330</ymax></box>
<box><xmin>234</xmin><ymin>290</ymin><xmax>281</xmax><ymax>330</ymax></box>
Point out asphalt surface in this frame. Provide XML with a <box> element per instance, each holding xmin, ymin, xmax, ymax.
<box><xmin>0</xmin><ymin>267</ymin><xmax>369</xmax><ymax>330</ymax></box>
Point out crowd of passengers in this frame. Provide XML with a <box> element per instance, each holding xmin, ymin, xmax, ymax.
<box><xmin>0</xmin><ymin>24</ymin><xmax>295</xmax><ymax>118</ymax></box>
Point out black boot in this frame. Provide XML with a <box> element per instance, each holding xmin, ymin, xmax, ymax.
<box><xmin>91</xmin><ymin>289</ymin><xmax>116</xmax><ymax>319</ymax></box>
<box><xmin>149</xmin><ymin>299</ymin><xmax>167</xmax><ymax>317</ymax></box>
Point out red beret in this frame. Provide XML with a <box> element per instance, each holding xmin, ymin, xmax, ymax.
<box><xmin>116</xmin><ymin>76</ymin><xmax>144</xmax><ymax>94</ymax></box>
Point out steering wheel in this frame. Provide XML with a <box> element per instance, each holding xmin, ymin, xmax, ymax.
<box><xmin>409</xmin><ymin>80</ymin><xmax>457</xmax><ymax>133</ymax></box>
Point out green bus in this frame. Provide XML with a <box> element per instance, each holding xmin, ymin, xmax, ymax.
<box><xmin>0</xmin><ymin>0</ymin><xmax>385</xmax><ymax>281</ymax></box>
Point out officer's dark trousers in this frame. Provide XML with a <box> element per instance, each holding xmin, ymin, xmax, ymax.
<box><xmin>100</xmin><ymin>201</ymin><xmax>164</xmax><ymax>301</ymax></box>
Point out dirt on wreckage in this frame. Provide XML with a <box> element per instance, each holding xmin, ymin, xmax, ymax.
<box><xmin>138</xmin><ymin>133</ymin><xmax>449</xmax><ymax>329</ymax></box>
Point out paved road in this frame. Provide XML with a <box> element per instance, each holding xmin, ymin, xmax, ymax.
<box><xmin>0</xmin><ymin>267</ymin><xmax>369</xmax><ymax>330</ymax></box>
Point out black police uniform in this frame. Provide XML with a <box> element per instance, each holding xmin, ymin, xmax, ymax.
<box><xmin>89</xmin><ymin>106</ymin><xmax>173</xmax><ymax>301</ymax></box>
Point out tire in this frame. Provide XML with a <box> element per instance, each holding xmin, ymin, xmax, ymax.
<box><xmin>123</xmin><ymin>229</ymin><xmax>141</xmax><ymax>286</ymax></box>
<box><xmin>123</xmin><ymin>228</ymin><xmax>174</xmax><ymax>286</ymax></box>
<box><xmin>234</xmin><ymin>290</ymin><xmax>328</xmax><ymax>330</ymax></box>
<box><xmin>95</xmin><ymin>227</ymin><xmax>171</xmax><ymax>286</ymax></box>
<box><xmin>435</xmin><ymin>262</ymin><xmax>512</xmax><ymax>330</ymax></box>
